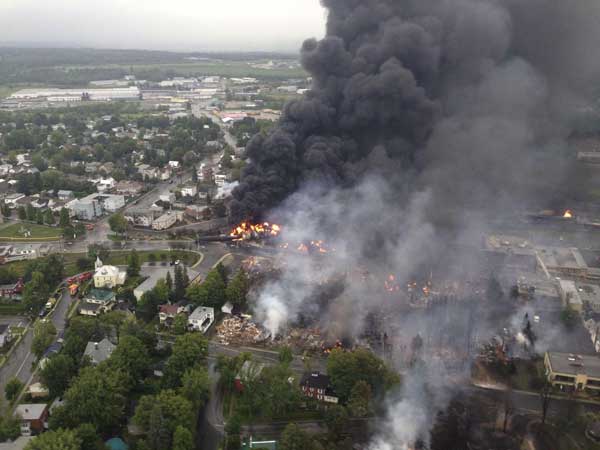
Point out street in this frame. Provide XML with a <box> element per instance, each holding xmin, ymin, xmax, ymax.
<box><xmin>0</xmin><ymin>284</ymin><xmax>73</xmax><ymax>409</ymax></box>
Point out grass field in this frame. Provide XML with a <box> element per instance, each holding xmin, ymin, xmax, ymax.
<box><xmin>58</xmin><ymin>61</ymin><xmax>307</xmax><ymax>80</ymax></box>
<box><xmin>0</xmin><ymin>223</ymin><xmax>63</xmax><ymax>240</ymax></box>
<box><xmin>5</xmin><ymin>249</ymin><xmax>201</xmax><ymax>278</ymax></box>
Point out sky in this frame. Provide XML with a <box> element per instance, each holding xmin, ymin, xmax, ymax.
<box><xmin>0</xmin><ymin>0</ymin><xmax>327</xmax><ymax>53</ymax></box>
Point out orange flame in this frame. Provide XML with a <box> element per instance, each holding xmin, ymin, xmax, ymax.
<box><xmin>230</xmin><ymin>221</ymin><xmax>282</xmax><ymax>239</ymax></box>
<box><xmin>563</xmin><ymin>210</ymin><xmax>573</xmax><ymax>218</ymax></box>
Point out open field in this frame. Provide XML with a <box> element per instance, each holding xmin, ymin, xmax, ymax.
<box><xmin>4</xmin><ymin>249</ymin><xmax>201</xmax><ymax>278</ymax></box>
<box><xmin>0</xmin><ymin>223</ymin><xmax>63</xmax><ymax>240</ymax></box>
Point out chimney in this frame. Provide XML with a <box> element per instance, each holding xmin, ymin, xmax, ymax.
<box><xmin>94</xmin><ymin>342</ymin><xmax>98</xmax><ymax>350</ymax></box>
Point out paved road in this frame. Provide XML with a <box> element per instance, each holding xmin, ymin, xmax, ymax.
<box><xmin>191</xmin><ymin>106</ymin><xmax>239</xmax><ymax>151</ymax></box>
<box><xmin>0</xmin><ymin>283</ymin><xmax>74</xmax><ymax>406</ymax></box>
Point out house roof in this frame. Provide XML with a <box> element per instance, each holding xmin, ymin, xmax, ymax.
<box><xmin>189</xmin><ymin>306</ymin><xmax>214</xmax><ymax>321</ymax></box>
<box><xmin>300</xmin><ymin>372</ymin><xmax>331</xmax><ymax>390</ymax></box>
<box><xmin>86</xmin><ymin>288</ymin><xmax>116</xmax><ymax>303</ymax></box>
<box><xmin>84</xmin><ymin>338</ymin><xmax>116</xmax><ymax>364</ymax></box>
<box><xmin>80</xmin><ymin>302</ymin><xmax>102</xmax><ymax>313</ymax></box>
<box><xmin>546</xmin><ymin>351</ymin><xmax>600</xmax><ymax>378</ymax></box>
<box><xmin>105</xmin><ymin>438</ymin><xmax>129</xmax><ymax>450</ymax></box>
<box><xmin>14</xmin><ymin>403</ymin><xmax>47</xmax><ymax>420</ymax></box>
<box><xmin>159</xmin><ymin>304</ymin><xmax>179</xmax><ymax>315</ymax></box>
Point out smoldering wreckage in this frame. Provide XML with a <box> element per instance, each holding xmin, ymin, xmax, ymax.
<box><xmin>219</xmin><ymin>0</ymin><xmax>600</xmax><ymax>448</ymax></box>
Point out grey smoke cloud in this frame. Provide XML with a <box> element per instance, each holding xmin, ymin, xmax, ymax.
<box><xmin>235</xmin><ymin>0</ymin><xmax>600</xmax><ymax>447</ymax></box>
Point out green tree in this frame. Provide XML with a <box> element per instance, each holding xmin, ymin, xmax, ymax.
<box><xmin>172</xmin><ymin>314</ymin><xmax>188</xmax><ymax>335</ymax></box>
<box><xmin>154</xmin><ymin>279</ymin><xmax>170</xmax><ymax>303</ymax></box>
<box><xmin>75</xmin><ymin>423</ymin><xmax>105</xmax><ymax>450</ymax></box>
<box><xmin>164</xmin><ymin>334</ymin><xmax>208</xmax><ymax>388</ymax></box>
<box><xmin>44</xmin><ymin>209</ymin><xmax>55</xmax><ymax>225</ymax></box>
<box><xmin>59</xmin><ymin>208</ymin><xmax>71</xmax><ymax>228</ymax></box>
<box><xmin>226</xmin><ymin>269</ymin><xmax>249</xmax><ymax>307</ymax></box>
<box><xmin>327</xmin><ymin>348</ymin><xmax>399</xmax><ymax>403</ymax></box>
<box><xmin>24</xmin><ymin>428</ymin><xmax>81</xmax><ymax>450</ymax></box>
<box><xmin>36</xmin><ymin>209</ymin><xmax>44</xmax><ymax>225</ymax></box>
<box><xmin>58</xmin><ymin>365</ymin><xmax>127</xmax><ymax>433</ymax></box>
<box><xmin>127</xmin><ymin>249</ymin><xmax>140</xmax><ymax>277</ymax></box>
<box><xmin>279</xmin><ymin>423</ymin><xmax>316</xmax><ymax>450</ymax></box>
<box><xmin>39</xmin><ymin>354</ymin><xmax>76</xmax><ymax>398</ymax></box>
<box><xmin>4</xmin><ymin>377</ymin><xmax>24</xmax><ymax>402</ymax></box>
<box><xmin>278</xmin><ymin>346</ymin><xmax>293</xmax><ymax>365</ymax></box>
<box><xmin>108</xmin><ymin>212</ymin><xmax>128</xmax><ymax>235</ymax></box>
<box><xmin>22</xmin><ymin>271</ymin><xmax>50</xmax><ymax>313</ymax></box>
<box><xmin>172</xmin><ymin>426</ymin><xmax>194</xmax><ymax>450</ymax></box>
<box><xmin>186</xmin><ymin>268</ymin><xmax>226</xmax><ymax>308</ymax></box>
<box><xmin>32</xmin><ymin>319</ymin><xmax>57</xmax><ymax>359</ymax></box>
<box><xmin>324</xmin><ymin>404</ymin><xmax>348</xmax><ymax>439</ymax></box>
<box><xmin>181</xmin><ymin>366</ymin><xmax>211</xmax><ymax>410</ymax></box>
<box><xmin>165</xmin><ymin>270</ymin><xmax>173</xmax><ymax>292</ymax></box>
<box><xmin>18</xmin><ymin>205</ymin><xmax>27</xmax><ymax>221</ymax></box>
<box><xmin>173</xmin><ymin>265</ymin><xmax>186</xmax><ymax>301</ymax></box>
<box><xmin>26</xmin><ymin>204</ymin><xmax>36</xmax><ymax>221</ymax></box>
<box><xmin>0</xmin><ymin>415</ymin><xmax>21</xmax><ymax>442</ymax></box>
<box><xmin>347</xmin><ymin>380</ymin><xmax>372</xmax><ymax>417</ymax></box>
<box><xmin>133</xmin><ymin>390</ymin><xmax>195</xmax><ymax>450</ymax></box>
<box><xmin>109</xmin><ymin>335</ymin><xmax>150</xmax><ymax>385</ymax></box>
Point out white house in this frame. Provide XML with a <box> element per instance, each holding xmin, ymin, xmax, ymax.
<box><xmin>188</xmin><ymin>306</ymin><xmax>214</xmax><ymax>333</ymax></box>
<box><xmin>180</xmin><ymin>185</ymin><xmax>198</xmax><ymax>197</ymax></box>
<box><xmin>93</xmin><ymin>257</ymin><xmax>126</xmax><ymax>289</ymax></box>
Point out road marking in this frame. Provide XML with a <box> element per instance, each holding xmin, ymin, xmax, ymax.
<box><xmin>15</xmin><ymin>351</ymin><xmax>31</xmax><ymax>378</ymax></box>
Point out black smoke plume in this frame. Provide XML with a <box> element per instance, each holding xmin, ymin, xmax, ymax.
<box><xmin>230</xmin><ymin>0</ymin><xmax>600</xmax><ymax>224</ymax></box>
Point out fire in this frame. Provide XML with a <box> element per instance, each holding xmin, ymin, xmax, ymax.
<box><xmin>563</xmin><ymin>210</ymin><xmax>573</xmax><ymax>218</ymax></box>
<box><xmin>230</xmin><ymin>221</ymin><xmax>282</xmax><ymax>240</ymax></box>
<box><xmin>384</xmin><ymin>274</ymin><xmax>401</xmax><ymax>292</ymax></box>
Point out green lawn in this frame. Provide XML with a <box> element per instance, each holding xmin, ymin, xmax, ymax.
<box><xmin>5</xmin><ymin>249</ymin><xmax>201</xmax><ymax>278</ymax></box>
<box><xmin>0</xmin><ymin>223</ymin><xmax>63</xmax><ymax>240</ymax></box>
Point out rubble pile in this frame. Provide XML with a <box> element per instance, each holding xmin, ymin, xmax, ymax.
<box><xmin>276</xmin><ymin>327</ymin><xmax>326</xmax><ymax>352</ymax></box>
<box><xmin>216</xmin><ymin>316</ymin><xmax>270</xmax><ymax>346</ymax></box>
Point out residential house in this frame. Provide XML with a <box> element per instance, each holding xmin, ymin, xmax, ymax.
<box><xmin>94</xmin><ymin>258</ymin><xmax>126</xmax><ymax>288</ymax></box>
<box><xmin>215</xmin><ymin>173</ymin><xmax>228</xmax><ymax>187</ymax></box>
<box><xmin>85</xmin><ymin>162</ymin><xmax>101</xmax><ymax>174</ymax></box>
<box><xmin>168</xmin><ymin>161</ymin><xmax>180</xmax><ymax>169</ymax></box>
<box><xmin>180</xmin><ymin>184</ymin><xmax>198</xmax><ymax>198</ymax></box>
<box><xmin>159</xmin><ymin>193</ymin><xmax>176</xmax><ymax>204</ymax></box>
<box><xmin>0</xmin><ymin>324</ymin><xmax>11</xmax><ymax>347</ymax></box>
<box><xmin>158</xmin><ymin>304</ymin><xmax>189</xmax><ymax>326</ymax></box>
<box><xmin>185</xmin><ymin>205</ymin><xmax>207</xmax><ymax>221</ymax></box>
<box><xmin>544</xmin><ymin>351</ymin><xmax>600</xmax><ymax>392</ymax></box>
<box><xmin>137</xmin><ymin>164</ymin><xmax>158</xmax><ymax>180</ymax></box>
<box><xmin>188</xmin><ymin>306</ymin><xmax>214</xmax><ymax>333</ymax></box>
<box><xmin>114</xmin><ymin>181</ymin><xmax>143</xmax><ymax>196</ymax></box>
<box><xmin>299</xmin><ymin>372</ymin><xmax>339</xmax><ymax>404</ymax></box>
<box><xmin>79</xmin><ymin>289</ymin><xmax>117</xmax><ymax>316</ymax></box>
<box><xmin>4</xmin><ymin>193</ymin><xmax>25</xmax><ymax>208</ymax></box>
<box><xmin>96</xmin><ymin>177</ymin><xmax>116</xmax><ymax>192</ymax></box>
<box><xmin>152</xmin><ymin>212</ymin><xmax>179</xmax><ymax>231</ymax></box>
<box><xmin>14</xmin><ymin>404</ymin><xmax>48</xmax><ymax>436</ymax></box>
<box><xmin>27</xmin><ymin>383</ymin><xmax>49</xmax><ymax>399</ymax></box>
<box><xmin>83</xmin><ymin>338</ymin><xmax>116</xmax><ymax>365</ymax></box>
<box><xmin>66</xmin><ymin>198</ymin><xmax>102</xmax><ymax>220</ymax></box>
<box><xmin>57</xmin><ymin>190</ymin><xmax>74</xmax><ymax>201</ymax></box>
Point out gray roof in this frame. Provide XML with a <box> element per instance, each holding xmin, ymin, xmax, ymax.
<box><xmin>83</xmin><ymin>338</ymin><xmax>116</xmax><ymax>364</ymax></box>
<box><xmin>14</xmin><ymin>403</ymin><xmax>47</xmax><ymax>420</ymax></box>
<box><xmin>547</xmin><ymin>351</ymin><xmax>600</xmax><ymax>378</ymax></box>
